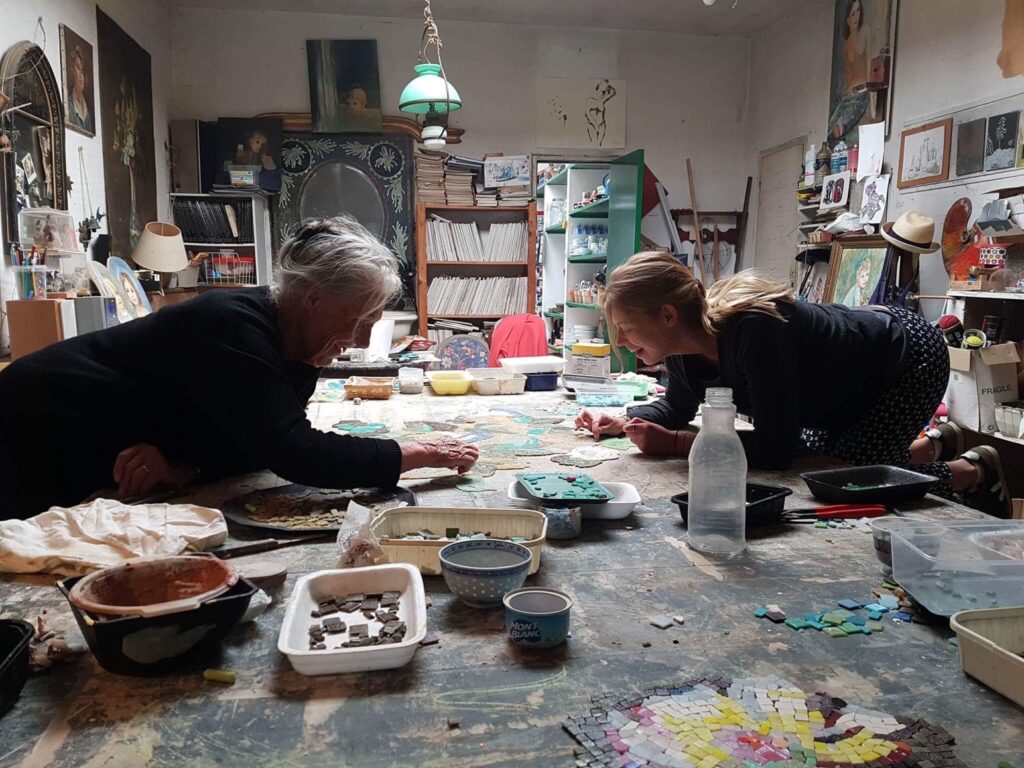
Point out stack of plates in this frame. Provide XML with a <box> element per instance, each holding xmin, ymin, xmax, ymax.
<box><xmin>570</xmin><ymin>325</ymin><xmax>598</xmax><ymax>344</ymax></box>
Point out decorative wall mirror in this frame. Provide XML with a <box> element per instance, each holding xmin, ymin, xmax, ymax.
<box><xmin>0</xmin><ymin>41</ymin><xmax>69</xmax><ymax>245</ymax></box>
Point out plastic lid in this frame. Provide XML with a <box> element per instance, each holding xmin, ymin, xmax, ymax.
<box><xmin>704</xmin><ymin>387</ymin><xmax>734</xmax><ymax>405</ymax></box>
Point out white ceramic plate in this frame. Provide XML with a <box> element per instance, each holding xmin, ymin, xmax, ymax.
<box><xmin>506</xmin><ymin>480</ymin><xmax>641</xmax><ymax>520</ymax></box>
<box><xmin>277</xmin><ymin>564</ymin><xmax>427</xmax><ymax>675</ymax></box>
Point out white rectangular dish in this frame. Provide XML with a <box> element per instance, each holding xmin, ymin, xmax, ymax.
<box><xmin>506</xmin><ymin>480</ymin><xmax>641</xmax><ymax>520</ymax></box>
<box><xmin>499</xmin><ymin>355</ymin><xmax>566</xmax><ymax>375</ymax></box>
<box><xmin>277</xmin><ymin>564</ymin><xmax>426</xmax><ymax>675</ymax></box>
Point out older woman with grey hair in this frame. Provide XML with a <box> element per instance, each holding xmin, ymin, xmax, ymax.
<box><xmin>0</xmin><ymin>216</ymin><xmax>478</xmax><ymax>518</ymax></box>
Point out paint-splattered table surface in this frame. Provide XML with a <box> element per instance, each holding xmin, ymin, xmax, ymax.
<box><xmin>2</xmin><ymin>388</ymin><xmax>1022</xmax><ymax>768</ymax></box>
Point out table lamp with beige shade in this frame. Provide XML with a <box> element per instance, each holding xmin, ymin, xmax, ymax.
<box><xmin>131</xmin><ymin>222</ymin><xmax>188</xmax><ymax>288</ymax></box>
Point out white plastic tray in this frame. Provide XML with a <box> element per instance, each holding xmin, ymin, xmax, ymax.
<box><xmin>277</xmin><ymin>564</ymin><xmax>426</xmax><ymax>675</ymax></box>
<box><xmin>499</xmin><ymin>355</ymin><xmax>566</xmax><ymax>375</ymax></box>
<box><xmin>506</xmin><ymin>480</ymin><xmax>641</xmax><ymax>520</ymax></box>
<box><xmin>474</xmin><ymin>374</ymin><xmax>527</xmax><ymax>395</ymax></box>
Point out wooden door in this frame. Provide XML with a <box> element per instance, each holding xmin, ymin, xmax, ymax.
<box><xmin>753</xmin><ymin>140</ymin><xmax>804</xmax><ymax>286</ymax></box>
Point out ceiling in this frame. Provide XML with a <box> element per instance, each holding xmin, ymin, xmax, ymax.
<box><xmin>166</xmin><ymin>0</ymin><xmax>822</xmax><ymax>37</ymax></box>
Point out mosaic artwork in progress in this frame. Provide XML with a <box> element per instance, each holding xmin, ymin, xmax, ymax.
<box><xmin>565</xmin><ymin>676</ymin><xmax>965</xmax><ymax>768</ymax></box>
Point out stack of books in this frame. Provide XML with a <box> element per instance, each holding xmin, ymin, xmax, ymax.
<box><xmin>445</xmin><ymin>169</ymin><xmax>477</xmax><ymax>206</ymax></box>
<box><xmin>498</xmin><ymin>186</ymin><xmax>532</xmax><ymax>207</ymax></box>
<box><xmin>427</xmin><ymin>276</ymin><xmax>528</xmax><ymax>316</ymax></box>
<box><xmin>415</xmin><ymin>151</ymin><xmax>447</xmax><ymax>205</ymax></box>
<box><xmin>474</xmin><ymin>183</ymin><xmax>499</xmax><ymax>207</ymax></box>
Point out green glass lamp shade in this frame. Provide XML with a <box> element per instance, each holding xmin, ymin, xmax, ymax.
<box><xmin>399</xmin><ymin>63</ymin><xmax>462</xmax><ymax>114</ymax></box>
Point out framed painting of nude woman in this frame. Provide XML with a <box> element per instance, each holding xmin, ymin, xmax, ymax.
<box><xmin>827</xmin><ymin>0</ymin><xmax>898</xmax><ymax>146</ymax></box>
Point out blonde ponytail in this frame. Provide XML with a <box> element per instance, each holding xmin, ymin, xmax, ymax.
<box><xmin>604</xmin><ymin>252</ymin><xmax>793</xmax><ymax>342</ymax></box>
<box><xmin>704</xmin><ymin>270</ymin><xmax>794</xmax><ymax>334</ymax></box>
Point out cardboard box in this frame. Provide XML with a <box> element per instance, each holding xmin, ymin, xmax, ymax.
<box><xmin>7</xmin><ymin>299</ymin><xmax>78</xmax><ymax>360</ymax></box>
<box><xmin>571</xmin><ymin>353</ymin><xmax>611</xmax><ymax>377</ymax></box>
<box><xmin>946</xmin><ymin>343</ymin><xmax>1021</xmax><ymax>433</ymax></box>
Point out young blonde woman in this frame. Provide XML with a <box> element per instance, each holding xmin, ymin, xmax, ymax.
<box><xmin>575</xmin><ymin>251</ymin><xmax>1011</xmax><ymax>517</ymax></box>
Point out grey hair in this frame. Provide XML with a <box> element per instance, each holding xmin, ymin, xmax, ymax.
<box><xmin>273</xmin><ymin>216</ymin><xmax>402</xmax><ymax>313</ymax></box>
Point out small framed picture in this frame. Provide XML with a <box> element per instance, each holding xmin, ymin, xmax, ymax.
<box><xmin>20</xmin><ymin>153</ymin><xmax>37</xmax><ymax>184</ymax></box>
<box><xmin>825</xmin><ymin>235</ymin><xmax>889</xmax><ymax>307</ymax></box>
<box><xmin>819</xmin><ymin>170</ymin><xmax>851</xmax><ymax>212</ymax></box>
<box><xmin>60</xmin><ymin>24</ymin><xmax>96</xmax><ymax>137</ymax></box>
<box><xmin>897</xmin><ymin>117</ymin><xmax>952</xmax><ymax>189</ymax></box>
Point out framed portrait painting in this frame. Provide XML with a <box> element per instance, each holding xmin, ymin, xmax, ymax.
<box><xmin>897</xmin><ymin>118</ymin><xmax>952</xmax><ymax>189</ymax></box>
<box><xmin>60</xmin><ymin>24</ymin><xmax>96</xmax><ymax>137</ymax></box>
<box><xmin>827</xmin><ymin>0</ymin><xmax>898</xmax><ymax>145</ymax></box>
<box><xmin>307</xmin><ymin>40</ymin><xmax>383</xmax><ymax>134</ymax></box>
<box><xmin>824</xmin><ymin>236</ymin><xmax>889</xmax><ymax>307</ymax></box>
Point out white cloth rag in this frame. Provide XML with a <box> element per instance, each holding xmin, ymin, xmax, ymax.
<box><xmin>0</xmin><ymin>498</ymin><xmax>228</xmax><ymax>576</ymax></box>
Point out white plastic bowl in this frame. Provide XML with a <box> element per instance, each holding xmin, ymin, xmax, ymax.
<box><xmin>506</xmin><ymin>480</ymin><xmax>641</xmax><ymax>520</ymax></box>
<box><xmin>277</xmin><ymin>564</ymin><xmax>426</xmax><ymax>675</ymax></box>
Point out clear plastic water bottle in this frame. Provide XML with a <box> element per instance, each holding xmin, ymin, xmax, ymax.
<box><xmin>687</xmin><ymin>387</ymin><xmax>747</xmax><ymax>555</ymax></box>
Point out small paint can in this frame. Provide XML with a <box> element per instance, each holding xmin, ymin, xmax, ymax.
<box><xmin>503</xmin><ymin>587</ymin><xmax>573</xmax><ymax>648</ymax></box>
<box><xmin>981</xmin><ymin>315</ymin><xmax>1004</xmax><ymax>344</ymax></box>
<box><xmin>541</xmin><ymin>505</ymin><xmax>581</xmax><ymax>540</ymax></box>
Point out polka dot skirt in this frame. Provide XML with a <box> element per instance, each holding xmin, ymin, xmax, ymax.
<box><xmin>801</xmin><ymin>306</ymin><xmax>953</xmax><ymax>487</ymax></box>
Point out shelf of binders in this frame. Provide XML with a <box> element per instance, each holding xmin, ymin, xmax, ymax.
<box><xmin>426</xmin><ymin>261</ymin><xmax>528</xmax><ymax>267</ymax></box>
<box><xmin>568</xmin><ymin>198</ymin><xmax>609</xmax><ymax>218</ymax></box>
<box><xmin>427</xmin><ymin>313</ymin><xmax>506</xmax><ymax>319</ymax></box>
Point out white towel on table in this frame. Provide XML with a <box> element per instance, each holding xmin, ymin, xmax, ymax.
<box><xmin>0</xmin><ymin>498</ymin><xmax>227</xmax><ymax>576</ymax></box>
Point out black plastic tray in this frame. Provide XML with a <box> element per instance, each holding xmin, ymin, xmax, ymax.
<box><xmin>801</xmin><ymin>465</ymin><xmax>938</xmax><ymax>504</ymax></box>
<box><xmin>58</xmin><ymin>573</ymin><xmax>257</xmax><ymax>677</ymax></box>
<box><xmin>221</xmin><ymin>484</ymin><xmax>417</xmax><ymax>534</ymax></box>
<box><xmin>0</xmin><ymin>619</ymin><xmax>33</xmax><ymax>718</ymax></box>
<box><xmin>672</xmin><ymin>483</ymin><xmax>793</xmax><ymax>527</ymax></box>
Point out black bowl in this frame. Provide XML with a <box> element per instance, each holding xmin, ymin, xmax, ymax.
<box><xmin>58</xmin><ymin>574</ymin><xmax>257</xmax><ymax>677</ymax></box>
<box><xmin>0</xmin><ymin>619</ymin><xmax>33</xmax><ymax>718</ymax></box>
<box><xmin>672</xmin><ymin>483</ymin><xmax>793</xmax><ymax>527</ymax></box>
<box><xmin>801</xmin><ymin>465</ymin><xmax>938</xmax><ymax>505</ymax></box>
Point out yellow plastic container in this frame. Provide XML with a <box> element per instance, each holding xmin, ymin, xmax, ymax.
<box><xmin>571</xmin><ymin>342</ymin><xmax>611</xmax><ymax>357</ymax></box>
<box><xmin>427</xmin><ymin>370</ymin><xmax>473</xmax><ymax>395</ymax></box>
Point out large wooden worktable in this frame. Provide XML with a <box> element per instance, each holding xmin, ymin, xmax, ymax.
<box><xmin>1</xmin><ymin>389</ymin><xmax>1021</xmax><ymax>768</ymax></box>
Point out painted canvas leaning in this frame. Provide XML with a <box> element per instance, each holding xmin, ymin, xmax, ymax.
<box><xmin>826</xmin><ymin>242</ymin><xmax>887</xmax><ymax>307</ymax></box>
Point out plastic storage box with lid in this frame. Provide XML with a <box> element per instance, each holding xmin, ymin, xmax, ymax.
<box><xmin>18</xmin><ymin>208</ymin><xmax>78</xmax><ymax>255</ymax></box>
<box><xmin>890</xmin><ymin>520</ymin><xmax>1024</xmax><ymax>616</ymax></box>
<box><xmin>499</xmin><ymin>355</ymin><xmax>566</xmax><ymax>375</ymax></box>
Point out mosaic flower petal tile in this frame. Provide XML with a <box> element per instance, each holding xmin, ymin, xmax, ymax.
<box><xmin>564</xmin><ymin>676</ymin><xmax>966</xmax><ymax>768</ymax></box>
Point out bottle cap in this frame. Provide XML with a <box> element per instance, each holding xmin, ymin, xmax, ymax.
<box><xmin>705</xmin><ymin>387</ymin><xmax>733</xmax><ymax>405</ymax></box>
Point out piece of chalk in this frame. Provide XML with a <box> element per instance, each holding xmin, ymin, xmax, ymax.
<box><xmin>203</xmin><ymin>668</ymin><xmax>236</xmax><ymax>684</ymax></box>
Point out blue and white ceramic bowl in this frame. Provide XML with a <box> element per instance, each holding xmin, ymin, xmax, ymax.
<box><xmin>503</xmin><ymin>587</ymin><xmax>573</xmax><ymax>648</ymax></box>
<box><xmin>439</xmin><ymin>540</ymin><xmax>531</xmax><ymax>608</ymax></box>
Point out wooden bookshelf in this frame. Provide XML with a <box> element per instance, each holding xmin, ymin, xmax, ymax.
<box><xmin>416</xmin><ymin>201</ymin><xmax>537</xmax><ymax>336</ymax></box>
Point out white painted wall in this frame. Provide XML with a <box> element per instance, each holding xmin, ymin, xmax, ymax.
<box><xmin>169</xmin><ymin>8</ymin><xmax>753</xmax><ymax>214</ymax></box>
<box><xmin>0</xmin><ymin>0</ymin><xmax>172</xmax><ymax>353</ymax></box>
<box><xmin>748</xmin><ymin>0</ymin><xmax>1024</xmax><ymax>309</ymax></box>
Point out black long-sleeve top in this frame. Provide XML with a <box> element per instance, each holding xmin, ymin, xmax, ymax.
<box><xmin>626</xmin><ymin>301</ymin><xmax>907</xmax><ymax>469</ymax></box>
<box><xmin>0</xmin><ymin>288</ymin><xmax>402</xmax><ymax>518</ymax></box>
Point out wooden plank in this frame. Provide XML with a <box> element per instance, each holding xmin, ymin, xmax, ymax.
<box><xmin>416</xmin><ymin>202</ymin><xmax>429</xmax><ymax>337</ymax></box>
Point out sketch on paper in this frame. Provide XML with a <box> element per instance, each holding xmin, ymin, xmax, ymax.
<box><xmin>536</xmin><ymin>78</ymin><xmax>626</xmax><ymax>149</ymax></box>
<box><xmin>897</xmin><ymin>118</ymin><xmax>951</xmax><ymax>189</ymax></box>
<box><xmin>984</xmin><ymin>110</ymin><xmax>1020</xmax><ymax>171</ymax></box>
<box><xmin>483</xmin><ymin>155</ymin><xmax>530</xmax><ymax>188</ymax></box>
<box><xmin>859</xmin><ymin>173</ymin><xmax>889</xmax><ymax>224</ymax></box>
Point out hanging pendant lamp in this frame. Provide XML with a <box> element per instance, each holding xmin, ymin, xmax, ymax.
<box><xmin>399</xmin><ymin>0</ymin><xmax>460</xmax><ymax>148</ymax></box>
